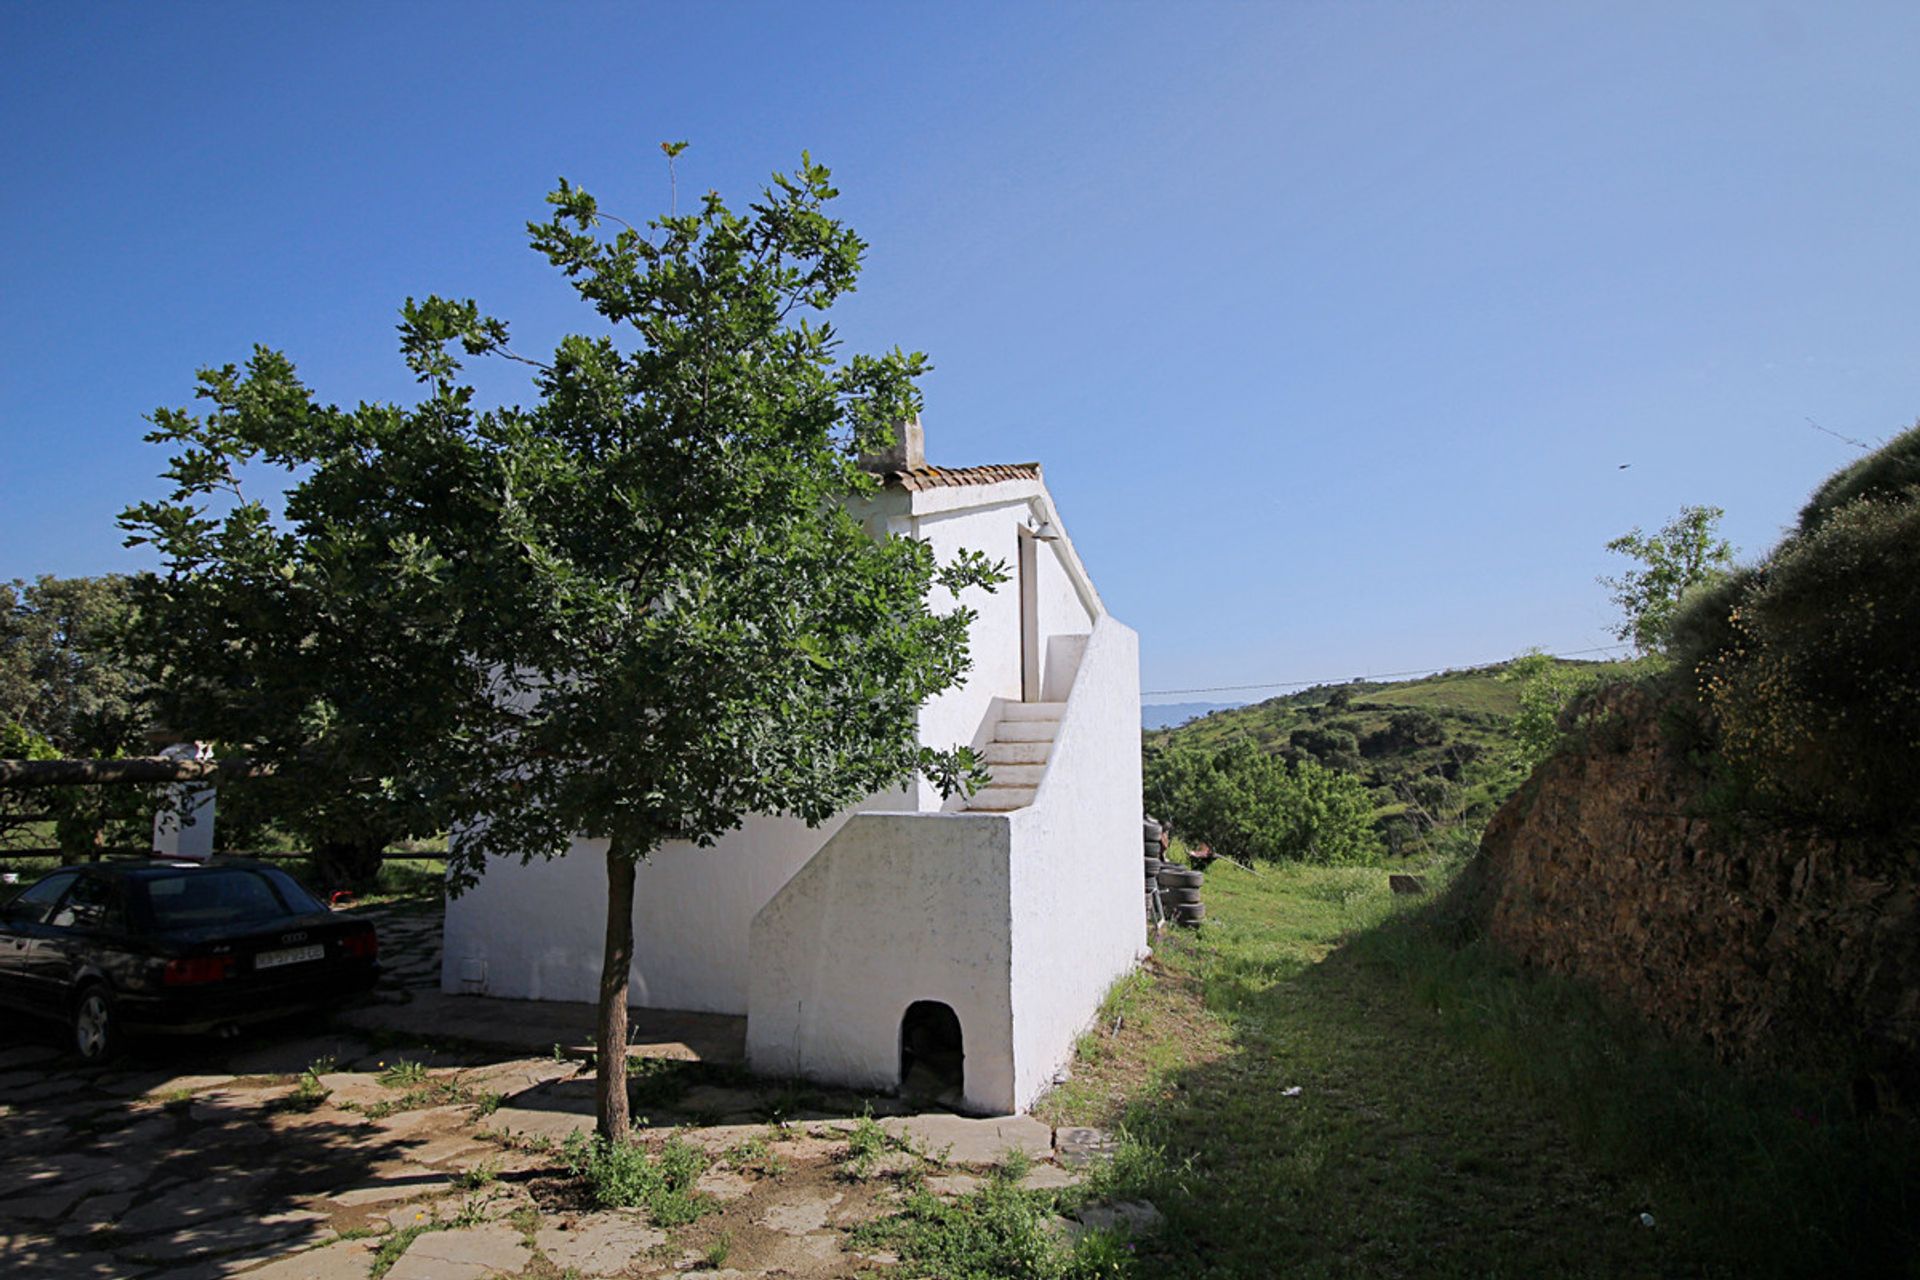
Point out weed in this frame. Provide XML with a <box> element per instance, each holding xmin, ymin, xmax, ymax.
<box><xmin>377</xmin><ymin>1059</ymin><xmax>431</xmax><ymax>1088</ymax></box>
<box><xmin>991</xmin><ymin>1145</ymin><xmax>1034</xmax><ymax>1185</ymax></box>
<box><xmin>854</xmin><ymin>1179</ymin><xmax>1131</xmax><ymax>1279</ymax></box>
<box><xmin>840</xmin><ymin>1110</ymin><xmax>891</xmax><ymax>1180</ymax></box>
<box><xmin>560</xmin><ymin>1131</ymin><xmax>710</xmax><ymax>1224</ymax></box>
<box><xmin>454</xmin><ymin>1159</ymin><xmax>500</xmax><ymax>1190</ymax></box>
<box><xmin>285</xmin><ymin>1059</ymin><xmax>335</xmax><ymax>1112</ymax></box>
<box><xmin>703</xmin><ymin>1232</ymin><xmax>733</xmax><ymax>1268</ymax></box>
<box><xmin>722</xmin><ymin>1132</ymin><xmax>787</xmax><ymax>1177</ymax></box>
<box><xmin>448</xmin><ymin>1192</ymin><xmax>497</xmax><ymax>1227</ymax></box>
<box><xmin>470</xmin><ymin>1089</ymin><xmax>504</xmax><ymax>1119</ymax></box>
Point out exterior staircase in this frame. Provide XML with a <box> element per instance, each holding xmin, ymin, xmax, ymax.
<box><xmin>964</xmin><ymin>701</ymin><xmax>1065</xmax><ymax>812</ymax></box>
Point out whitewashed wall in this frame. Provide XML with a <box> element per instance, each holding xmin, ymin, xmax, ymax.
<box><xmin>746</xmin><ymin>811</ymin><xmax>1018</xmax><ymax>1113</ymax></box>
<box><xmin>1007</xmin><ymin>614</ymin><xmax>1145</xmax><ymax>1108</ymax></box>
<box><xmin>441</xmin><ymin>805</ymin><xmax>881</xmax><ymax>1013</ymax></box>
<box><xmin>1036</xmin><ymin>534</ymin><xmax>1094</xmax><ymax>695</ymax></box>
<box><xmin>910</xmin><ymin>499</ymin><xmax>1026</xmax><ymax>811</ymax></box>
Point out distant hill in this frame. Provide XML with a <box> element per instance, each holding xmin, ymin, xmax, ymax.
<box><xmin>1141</xmin><ymin>701</ymin><xmax>1246</xmax><ymax>730</ymax></box>
<box><xmin>1147</xmin><ymin>658</ymin><xmax>1633</xmax><ymax>852</ymax></box>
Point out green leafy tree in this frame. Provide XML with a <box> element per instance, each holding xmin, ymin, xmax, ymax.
<box><xmin>0</xmin><ymin>575</ymin><xmax>154</xmax><ymax>859</ymax></box>
<box><xmin>1145</xmin><ymin>741</ymin><xmax>1379</xmax><ymax>864</ymax></box>
<box><xmin>1600</xmin><ymin>505</ymin><xmax>1735</xmax><ymax>654</ymax></box>
<box><xmin>1497</xmin><ymin>650</ymin><xmax>1601</xmax><ymax>771</ymax></box>
<box><xmin>123</xmin><ymin>152</ymin><xmax>1003</xmax><ymax>1139</ymax></box>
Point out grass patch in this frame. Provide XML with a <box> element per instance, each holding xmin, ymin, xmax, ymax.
<box><xmin>1051</xmin><ymin>857</ymin><xmax>1919</xmax><ymax>1277</ymax></box>
<box><xmin>370</xmin><ymin>1224</ymin><xmax>431</xmax><ymax>1279</ymax></box>
<box><xmin>560</xmin><ymin>1131</ymin><xmax>710</xmax><ymax>1224</ymax></box>
<box><xmin>853</xmin><ymin>1178</ymin><xmax>1134</xmax><ymax>1279</ymax></box>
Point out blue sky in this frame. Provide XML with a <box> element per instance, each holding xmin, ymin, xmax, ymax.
<box><xmin>3</xmin><ymin>2</ymin><xmax>1916</xmax><ymax>701</ymax></box>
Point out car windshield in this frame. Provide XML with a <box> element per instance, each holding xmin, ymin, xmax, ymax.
<box><xmin>137</xmin><ymin>869</ymin><xmax>296</xmax><ymax>931</ymax></box>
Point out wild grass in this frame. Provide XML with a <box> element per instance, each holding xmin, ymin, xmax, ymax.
<box><xmin>1041</xmin><ymin>858</ymin><xmax>1917</xmax><ymax>1277</ymax></box>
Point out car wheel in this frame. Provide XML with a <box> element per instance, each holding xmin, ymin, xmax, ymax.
<box><xmin>72</xmin><ymin>984</ymin><xmax>119</xmax><ymax>1063</ymax></box>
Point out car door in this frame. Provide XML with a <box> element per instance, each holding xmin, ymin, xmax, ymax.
<box><xmin>30</xmin><ymin>872</ymin><xmax>122</xmax><ymax>1012</ymax></box>
<box><xmin>0</xmin><ymin>870</ymin><xmax>80</xmax><ymax>1011</ymax></box>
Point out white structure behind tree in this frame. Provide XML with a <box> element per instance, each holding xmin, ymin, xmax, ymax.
<box><xmin>441</xmin><ymin>451</ymin><xmax>1142</xmax><ymax>1115</ymax></box>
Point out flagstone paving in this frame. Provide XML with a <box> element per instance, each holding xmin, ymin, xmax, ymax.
<box><xmin>0</xmin><ymin>901</ymin><xmax>1130</xmax><ymax>1277</ymax></box>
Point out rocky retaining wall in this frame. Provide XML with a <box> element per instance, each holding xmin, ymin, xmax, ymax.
<box><xmin>1476</xmin><ymin>684</ymin><xmax>1920</xmax><ymax>1102</ymax></box>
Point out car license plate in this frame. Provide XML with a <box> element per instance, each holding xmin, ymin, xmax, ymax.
<box><xmin>256</xmin><ymin>944</ymin><xmax>325</xmax><ymax>970</ymax></box>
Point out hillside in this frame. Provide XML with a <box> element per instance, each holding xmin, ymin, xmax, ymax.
<box><xmin>1147</xmin><ymin>658</ymin><xmax>1632</xmax><ymax>848</ymax></box>
<box><xmin>1140</xmin><ymin>700</ymin><xmax>1246</xmax><ymax>730</ymax></box>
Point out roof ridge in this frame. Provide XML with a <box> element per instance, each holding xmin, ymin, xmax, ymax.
<box><xmin>885</xmin><ymin>462</ymin><xmax>1043</xmax><ymax>492</ymax></box>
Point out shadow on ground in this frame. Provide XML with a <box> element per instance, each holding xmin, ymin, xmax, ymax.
<box><xmin>0</xmin><ymin>1021</ymin><xmax>406</xmax><ymax>1278</ymax></box>
<box><xmin>1086</xmin><ymin>897</ymin><xmax>1920</xmax><ymax>1280</ymax></box>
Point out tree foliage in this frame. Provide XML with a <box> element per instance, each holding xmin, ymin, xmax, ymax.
<box><xmin>1682</xmin><ymin>423</ymin><xmax>1920</xmax><ymax>829</ymax></box>
<box><xmin>1145</xmin><ymin>741</ymin><xmax>1380</xmax><ymax>865</ymax></box>
<box><xmin>122</xmin><ymin>152</ymin><xmax>1003</xmax><ymax>1137</ymax></box>
<box><xmin>0</xmin><ymin>575</ymin><xmax>155</xmax><ymax>858</ymax></box>
<box><xmin>1497</xmin><ymin>650</ymin><xmax>1603</xmax><ymax>772</ymax></box>
<box><xmin>1600</xmin><ymin>504</ymin><xmax>1735</xmax><ymax>655</ymax></box>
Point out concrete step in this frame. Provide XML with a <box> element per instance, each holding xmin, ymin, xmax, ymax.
<box><xmin>984</xmin><ymin>740</ymin><xmax>1052</xmax><ymax>766</ymax></box>
<box><xmin>994</xmin><ymin>720</ymin><xmax>1060</xmax><ymax>743</ymax></box>
<box><xmin>1000</xmin><ymin>701</ymin><xmax>1067</xmax><ymax>721</ymax></box>
<box><xmin>967</xmin><ymin>785</ymin><xmax>1038</xmax><ymax>812</ymax></box>
<box><xmin>980</xmin><ymin>762</ymin><xmax>1045</xmax><ymax>788</ymax></box>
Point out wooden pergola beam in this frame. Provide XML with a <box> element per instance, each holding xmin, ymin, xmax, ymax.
<box><xmin>0</xmin><ymin>757</ymin><xmax>272</xmax><ymax>789</ymax></box>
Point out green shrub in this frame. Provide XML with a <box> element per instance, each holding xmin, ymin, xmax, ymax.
<box><xmin>1145</xmin><ymin>742</ymin><xmax>1380</xmax><ymax>865</ymax></box>
<box><xmin>1796</xmin><ymin>419</ymin><xmax>1920</xmax><ymax>533</ymax></box>
<box><xmin>560</xmin><ymin>1131</ymin><xmax>710</xmax><ymax>1223</ymax></box>
<box><xmin>1703</xmin><ymin>494</ymin><xmax>1920</xmax><ymax>829</ymax></box>
<box><xmin>1664</xmin><ymin>566</ymin><xmax>1760</xmax><ymax>677</ymax></box>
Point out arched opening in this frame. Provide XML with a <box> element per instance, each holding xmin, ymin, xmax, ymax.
<box><xmin>899</xmin><ymin>1000</ymin><xmax>965</xmax><ymax>1108</ymax></box>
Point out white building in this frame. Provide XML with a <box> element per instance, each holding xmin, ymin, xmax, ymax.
<box><xmin>440</xmin><ymin>430</ymin><xmax>1143</xmax><ymax>1115</ymax></box>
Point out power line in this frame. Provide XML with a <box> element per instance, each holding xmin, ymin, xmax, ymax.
<box><xmin>1140</xmin><ymin>644</ymin><xmax>1634</xmax><ymax>699</ymax></box>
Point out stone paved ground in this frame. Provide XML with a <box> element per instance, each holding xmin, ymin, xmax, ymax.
<box><xmin>0</xmin><ymin>903</ymin><xmax>1119</xmax><ymax>1279</ymax></box>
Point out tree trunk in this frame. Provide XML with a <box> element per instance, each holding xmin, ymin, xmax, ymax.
<box><xmin>597</xmin><ymin>837</ymin><xmax>637</xmax><ymax>1141</ymax></box>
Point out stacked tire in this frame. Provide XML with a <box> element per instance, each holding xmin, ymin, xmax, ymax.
<box><xmin>1143</xmin><ymin>818</ymin><xmax>1165</xmax><ymax>926</ymax></box>
<box><xmin>1157</xmin><ymin>864</ymin><xmax>1206</xmax><ymax>927</ymax></box>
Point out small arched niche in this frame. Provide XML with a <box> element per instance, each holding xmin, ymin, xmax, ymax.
<box><xmin>899</xmin><ymin>1000</ymin><xmax>965</xmax><ymax>1108</ymax></box>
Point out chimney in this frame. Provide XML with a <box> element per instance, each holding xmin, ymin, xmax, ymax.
<box><xmin>861</xmin><ymin>415</ymin><xmax>926</xmax><ymax>474</ymax></box>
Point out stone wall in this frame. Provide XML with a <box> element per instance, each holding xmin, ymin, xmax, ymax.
<box><xmin>1475</xmin><ymin>683</ymin><xmax>1920</xmax><ymax>1101</ymax></box>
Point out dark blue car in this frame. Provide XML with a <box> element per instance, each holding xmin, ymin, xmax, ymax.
<box><xmin>0</xmin><ymin>858</ymin><xmax>379</xmax><ymax>1060</ymax></box>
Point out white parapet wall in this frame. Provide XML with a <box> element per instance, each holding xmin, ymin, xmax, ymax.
<box><xmin>1007</xmin><ymin>613</ymin><xmax>1145</xmax><ymax>1109</ymax></box>
<box><xmin>746</xmin><ymin>811</ymin><xmax>1019</xmax><ymax>1114</ymax></box>
<box><xmin>746</xmin><ymin>614</ymin><xmax>1143</xmax><ymax>1116</ymax></box>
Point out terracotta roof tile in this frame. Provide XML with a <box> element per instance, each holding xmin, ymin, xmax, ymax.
<box><xmin>885</xmin><ymin>463</ymin><xmax>1042</xmax><ymax>492</ymax></box>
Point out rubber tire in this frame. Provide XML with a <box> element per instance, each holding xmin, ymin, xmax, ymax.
<box><xmin>1143</xmin><ymin>856</ymin><xmax>1162</xmax><ymax>879</ymax></box>
<box><xmin>1156</xmin><ymin>867</ymin><xmax>1204</xmax><ymax>890</ymax></box>
<box><xmin>72</xmin><ymin>984</ymin><xmax>120</xmax><ymax>1063</ymax></box>
<box><xmin>1174</xmin><ymin>903</ymin><xmax>1206</xmax><ymax>925</ymax></box>
<box><xmin>1163</xmin><ymin>886</ymin><xmax>1202</xmax><ymax>907</ymax></box>
<box><xmin>1143</xmin><ymin>819</ymin><xmax>1163</xmax><ymax>843</ymax></box>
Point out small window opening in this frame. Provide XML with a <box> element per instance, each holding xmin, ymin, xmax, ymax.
<box><xmin>899</xmin><ymin>1000</ymin><xmax>965</xmax><ymax>1108</ymax></box>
